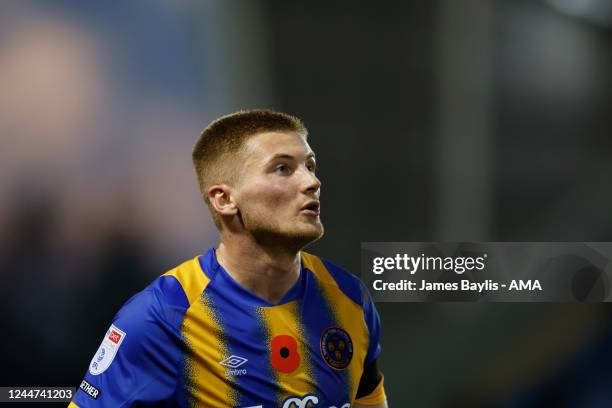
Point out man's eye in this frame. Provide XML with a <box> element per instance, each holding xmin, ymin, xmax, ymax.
<box><xmin>307</xmin><ymin>163</ymin><xmax>316</xmax><ymax>172</ymax></box>
<box><xmin>275</xmin><ymin>165</ymin><xmax>290</xmax><ymax>174</ymax></box>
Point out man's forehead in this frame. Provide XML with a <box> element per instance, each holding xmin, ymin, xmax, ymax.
<box><xmin>243</xmin><ymin>131</ymin><xmax>314</xmax><ymax>161</ymax></box>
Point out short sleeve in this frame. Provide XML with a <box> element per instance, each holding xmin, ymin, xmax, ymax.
<box><xmin>361</xmin><ymin>282</ymin><xmax>382</xmax><ymax>366</ymax></box>
<box><xmin>355</xmin><ymin>374</ymin><xmax>387</xmax><ymax>405</ymax></box>
<box><xmin>71</xmin><ymin>276</ymin><xmax>189</xmax><ymax>407</ymax></box>
<box><xmin>358</xmin><ymin>286</ymin><xmax>387</xmax><ymax>404</ymax></box>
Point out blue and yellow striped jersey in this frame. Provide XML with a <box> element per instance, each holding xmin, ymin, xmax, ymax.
<box><xmin>70</xmin><ymin>248</ymin><xmax>385</xmax><ymax>407</ymax></box>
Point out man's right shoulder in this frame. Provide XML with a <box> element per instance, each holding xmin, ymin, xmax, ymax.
<box><xmin>70</xmin><ymin>257</ymin><xmax>210</xmax><ymax>407</ymax></box>
<box><xmin>160</xmin><ymin>255</ymin><xmax>213</xmax><ymax>305</ymax></box>
<box><xmin>116</xmin><ymin>255</ymin><xmax>211</xmax><ymax>329</ymax></box>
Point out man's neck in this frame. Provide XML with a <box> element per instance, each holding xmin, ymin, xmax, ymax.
<box><xmin>215</xmin><ymin>235</ymin><xmax>302</xmax><ymax>305</ymax></box>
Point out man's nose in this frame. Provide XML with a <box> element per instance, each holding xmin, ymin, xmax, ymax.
<box><xmin>302</xmin><ymin>168</ymin><xmax>321</xmax><ymax>194</ymax></box>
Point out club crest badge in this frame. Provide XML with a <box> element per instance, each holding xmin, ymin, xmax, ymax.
<box><xmin>89</xmin><ymin>324</ymin><xmax>126</xmax><ymax>375</ymax></box>
<box><xmin>320</xmin><ymin>327</ymin><xmax>353</xmax><ymax>370</ymax></box>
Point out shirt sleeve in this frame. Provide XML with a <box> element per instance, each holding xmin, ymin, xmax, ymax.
<box><xmin>354</xmin><ymin>374</ymin><xmax>387</xmax><ymax>405</ymax></box>
<box><xmin>70</xmin><ymin>276</ymin><xmax>189</xmax><ymax>407</ymax></box>
<box><xmin>355</xmin><ymin>282</ymin><xmax>387</xmax><ymax>405</ymax></box>
<box><xmin>361</xmin><ymin>281</ymin><xmax>382</xmax><ymax>365</ymax></box>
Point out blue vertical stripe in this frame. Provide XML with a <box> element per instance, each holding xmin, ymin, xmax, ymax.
<box><xmin>205</xmin><ymin>270</ymin><xmax>278</xmax><ymax>407</ymax></box>
<box><xmin>298</xmin><ymin>268</ymin><xmax>351</xmax><ymax>405</ymax></box>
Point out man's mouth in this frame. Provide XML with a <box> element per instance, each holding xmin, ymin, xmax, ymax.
<box><xmin>300</xmin><ymin>200</ymin><xmax>320</xmax><ymax>216</ymax></box>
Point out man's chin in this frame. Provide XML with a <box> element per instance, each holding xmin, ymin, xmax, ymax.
<box><xmin>281</xmin><ymin>223</ymin><xmax>324</xmax><ymax>249</ymax></box>
<box><xmin>251</xmin><ymin>223</ymin><xmax>324</xmax><ymax>251</ymax></box>
<box><xmin>299</xmin><ymin>225</ymin><xmax>325</xmax><ymax>245</ymax></box>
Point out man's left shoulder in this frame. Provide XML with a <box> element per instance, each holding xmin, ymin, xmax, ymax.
<box><xmin>301</xmin><ymin>252</ymin><xmax>368</xmax><ymax>307</ymax></box>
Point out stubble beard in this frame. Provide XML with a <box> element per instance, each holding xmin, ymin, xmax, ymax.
<box><xmin>241</xmin><ymin>209</ymin><xmax>324</xmax><ymax>253</ymax></box>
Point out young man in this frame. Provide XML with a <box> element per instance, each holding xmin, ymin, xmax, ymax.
<box><xmin>69</xmin><ymin>110</ymin><xmax>388</xmax><ymax>408</ymax></box>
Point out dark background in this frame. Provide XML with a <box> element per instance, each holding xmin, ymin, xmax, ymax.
<box><xmin>2</xmin><ymin>1</ymin><xmax>612</xmax><ymax>406</ymax></box>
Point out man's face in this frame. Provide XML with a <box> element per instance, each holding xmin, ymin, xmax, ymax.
<box><xmin>233</xmin><ymin>131</ymin><xmax>323</xmax><ymax>250</ymax></box>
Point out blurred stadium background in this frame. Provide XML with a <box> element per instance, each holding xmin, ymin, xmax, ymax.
<box><xmin>1</xmin><ymin>0</ymin><xmax>612</xmax><ymax>407</ymax></box>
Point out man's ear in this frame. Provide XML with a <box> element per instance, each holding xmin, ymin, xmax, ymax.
<box><xmin>208</xmin><ymin>184</ymin><xmax>238</xmax><ymax>216</ymax></box>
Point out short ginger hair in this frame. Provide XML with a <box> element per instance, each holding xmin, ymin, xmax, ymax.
<box><xmin>192</xmin><ymin>109</ymin><xmax>308</xmax><ymax>227</ymax></box>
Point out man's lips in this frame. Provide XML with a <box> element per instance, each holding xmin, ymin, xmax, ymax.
<box><xmin>300</xmin><ymin>200</ymin><xmax>320</xmax><ymax>216</ymax></box>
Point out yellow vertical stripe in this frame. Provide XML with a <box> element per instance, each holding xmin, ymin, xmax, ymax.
<box><xmin>164</xmin><ymin>256</ymin><xmax>236</xmax><ymax>407</ymax></box>
<box><xmin>260</xmin><ymin>301</ymin><xmax>315</xmax><ymax>405</ymax></box>
<box><xmin>163</xmin><ymin>256</ymin><xmax>209</xmax><ymax>304</ymax></box>
<box><xmin>300</xmin><ymin>252</ymin><xmax>369</xmax><ymax>402</ymax></box>
<box><xmin>182</xmin><ymin>293</ymin><xmax>237</xmax><ymax>407</ymax></box>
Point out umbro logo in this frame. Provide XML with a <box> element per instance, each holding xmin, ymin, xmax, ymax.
<box><xmin>220</xmin><ymin>355</ymin><xmax>248</xmax><ymax>376</ymax></box>
<box><xmin>220</xmin><ymin>355</ymin><xmax>248</xmax><ymax>368</ymax></box>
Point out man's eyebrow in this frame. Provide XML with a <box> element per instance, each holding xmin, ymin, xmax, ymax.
<box><xmin>266</xmin><ymin>152</ymin><xmax>316</xmax><ymax>162</ymax></box>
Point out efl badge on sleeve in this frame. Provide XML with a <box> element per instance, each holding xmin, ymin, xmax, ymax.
<box><xmin>89</xmin><ymin>324</ymin><xmax>126</xmax><ymax>375</ymax></box>
<box><xmin>320</xmin><ymin>327</ymin><xmax>353</xmax><ymax>370</ymax></box>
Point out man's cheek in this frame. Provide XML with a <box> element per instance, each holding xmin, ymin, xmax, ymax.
<box><xmin>262</xmin><ymin>187</ymin><xmax>292</xmax><ymax>207</ymax></box>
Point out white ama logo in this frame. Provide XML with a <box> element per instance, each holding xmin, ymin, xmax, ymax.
<box><xmin>280</xmin><ymin>395</ymin><xmax>350</xmax><ymax>408</ymax></box>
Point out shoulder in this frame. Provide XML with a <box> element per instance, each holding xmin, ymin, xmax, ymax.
<box><xmin>114</xmin><ymin>255</ymin><xmax>208</xmax><ymax>335</ymax></box>
<box><xmin>74</xmin><ymin>260</ymin><xmax>206</xmax><ymax>405</ymax></box>
<box><xmin>301</xmin><ymin>251</ymin><xmax>368</xmax><ymax>307</ymax></box>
